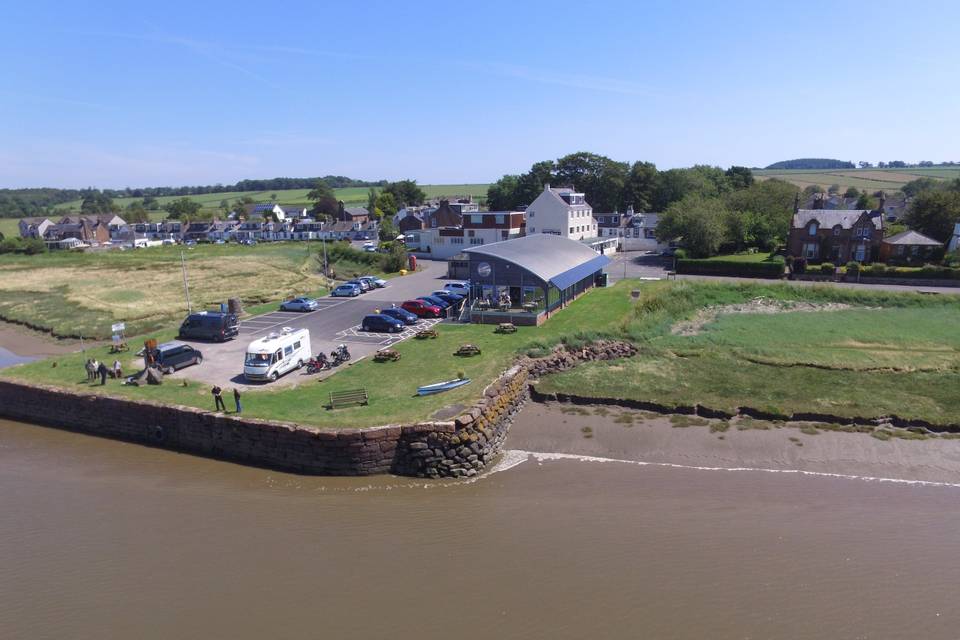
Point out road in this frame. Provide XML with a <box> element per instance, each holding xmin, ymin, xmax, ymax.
<box><xmin>607</xmin><ymin>250</ymin><xmax>960</xmax><ymax>294</ymax></box>
<box><xmin>169</xmin><ymin>259</ymin><xmax>460</xmax><ymax>389</ymax></box>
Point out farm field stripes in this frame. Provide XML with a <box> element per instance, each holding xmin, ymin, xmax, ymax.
<box><xmin>754</xmin><ymin>165</ymin><xmax>960</xmax><ymax>192</ymax></box>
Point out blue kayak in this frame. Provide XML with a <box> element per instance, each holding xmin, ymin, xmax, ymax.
<box><xmin>417</xmin><ymin>378</ymin><xmax>471</xmax><ymax>396</ymax></box>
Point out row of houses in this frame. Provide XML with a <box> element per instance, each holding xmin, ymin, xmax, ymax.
<box><xmin>19</xmin><ymin>206</ymin><xmax>378</xmax><ymax>248</ymax></box>
<box><xmin>400</xmin><ymin>188</ymin><xmax>667</xmax><ymax>262</ymax></box>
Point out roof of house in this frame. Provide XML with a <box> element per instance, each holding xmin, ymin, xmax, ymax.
<box><xmin>329</xmin><ymin>221</ymin><xmax>358</xmax><ymax>232</ymax></box>
<box><xmin>883</xmin><ymin>230</ymin><xmax>943</xmax><ymax>246</ymax></box>
<box><xmin>463</xmin><ymin>234</ymin><xmax>610</xmax><ymax>289</ymax></box>
<box><xmin>19</xmin><ymin>217</ymin><xmax>53</xmax><ymax>225</ymax></box>
<box><xmin>343</xmin><ymin>207</ymin><xmax>369</xmax><ymax>218</ymax></box>
<box><xmin>792</xmin><ymin>209</ymin><xmax>883</xmax><ymax>231</ymax></box>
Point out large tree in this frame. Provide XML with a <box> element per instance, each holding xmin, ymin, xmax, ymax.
<box><xmin>307</xmin><ymin>179</ymin><xmax>338</xmax><ymax>219</ymax></box>
<box><xmin>383</xmin><ymin>179</ymin><xmax>426</xmax><ymax>207</ymax></box>
<box><xmin>622</xmin><ymin>161</ymin><xmax>659</xmax><ymax>212</ymax></box>
<box><xmin>80</xmin><ymin>191</ymin><xmax>117</xmax><ymax>215</ymax></box>
<box><xmin>163</xmin><ymin>197</ymin><xmax>202</xmax><ymax>219</ymax></box>
<box><xmin>722</xmin><ymin>178</ymin><xmax>798</xmax><ymax>250</ymax></box>
<box><xmin>553</xmin><ymin>151</ymin><xmax>629</xmax><ymax>212</ymax></box>
<box><xmin>724</xmin><ymin>166</ymin><xmax>754</xmax><ymax>190</ymax></box>
<box><xmin>374</xmin><ymin>192</ymin><xmax>398</xmax><ymax>218</ymax></box>
<box><xmin>656</xmin><ymin>194</ymin><xmax>729</xmax><ymax>258</ymax></box>
<box><xmin>125</xmin><ymin>201</ymin><xmax>150</xmax><ymax>223</ymax></box>
<box><xmin>903</xmin><ymin>191</ymin><xmax>960</xmax><ymax>242</ymax></box>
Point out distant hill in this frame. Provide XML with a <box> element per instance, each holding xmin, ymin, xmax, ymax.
<box><xmin>765</xmin><ymin>159</ymin><xmax>855</xmax><ymax>170</ymax></box>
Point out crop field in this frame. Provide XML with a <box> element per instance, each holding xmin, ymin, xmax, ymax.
<box><xmin>0</xmin><ymin>243</ymin><xmax>328</xmax><ymax>338</ymax></box>
<box><xmin>0</xmin><ymin>218</ymin><xmax>18</xmax><ymax>239</ymax></box>
<box><xmin>54</xmin><ymin>183</ymin><xmax>491</xmax><ymax>213</ymax></box>
<box><xmin>754</xmin><ymin>165</ymin><xmax>960</xmax><ymax>193</ymax></box>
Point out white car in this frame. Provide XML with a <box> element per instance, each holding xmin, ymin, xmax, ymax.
<box><xmin>359</xmin><ymin>275</ymin><xmax>387</xmax><ymax>288</ymax></box>
<box><xmin>443</xmin><ymin>281</ymin><xmax>470</xmax><ymax>295</ymax></box>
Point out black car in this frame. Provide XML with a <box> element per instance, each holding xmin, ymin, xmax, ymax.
<box><xmin>417</xmin><ymin>295</ymin><xmax>450</xmax><ymax>309</ymax></box>
<box><xmin>178</xmin><ymin>312</ymin><xmax>239</xmax><ymax>342</ymax></box>
<box><xmin>151</xmin><ymin>342</ymin><xmax>203</xmax><ymax>374</ymax></box>
<box><xmin>379</xmin><ymin>307</ymin><xmax>418</xmax><ymax>325</ymax></box>
<box><xmin>360</xmin><ymin>314</ymin><xmax>404</xmax><ymax>333</ymax></box>
<box><xmin>430</xmin><ymin>291</ymin><xmax>464</xmax><ymax>306</ymax></box>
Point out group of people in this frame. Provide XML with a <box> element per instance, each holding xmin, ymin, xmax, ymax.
<box><xmin>211</xmin><ymin>386</ymin><xmax>242</xmax><ymax>414</ymax></box>
<box><xmin>85</xmin><ymin>358</ymin><xmax>123</xmax><ymax>385</ymax></box>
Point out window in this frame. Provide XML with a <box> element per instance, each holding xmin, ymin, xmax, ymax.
<box><xmin>468</xmin><ymin>230</ymin><xmax>475</xmax><ymax>237</ymax></box>
<box><xmin>471</xmin><ymin>214</ymin><xmax>482</xmax><ymax>224</ymax></box>
<box><xmin>833</xmin><ymin>226</ymin><xmax>841</xmax><ymax>236</ymax></box>
<box><xmin>528</xmin><ymin>211</ymin><xmax>534</xmax><ymax>218</ymax></box>
<box><xmin>284</xmin><ymin>345</ymin><xmax>293</xmax><ymax>356</ymax></box>
<box><xmin>451</xmin><ymin>237</ymin><xmax>463</xmax><ymax>244</ymax></box>
<box><xmin>529</xmin><ymin>227</ymin><xmax>535</xmax><ymax>233</ymax></box>
<box><xmin>856</xmin><ymin>226</ymin><xmax>871</xmax><ymax>238</ymax></box>
<box><xmin>808</xmin><ymin>222</ymin><xmax>818</xmax><ymax>236</ymax></box>
<box><xmin>495</xmin><ymin>214</ymin><xmax>504</xmax><ymax>225</ymax></box>
<box><xmin>293</xmin><ymin>341</ymin><xmax>301</xmax><ymax>350</ymax></box>
<box><xmin>569</xmin><ymin>227</ymin><xmax>574</xmax><ymax>234</ymax></box>
<box><xmin>803</xmin><ymin>242</ymin><xmax>818</xmax><ymax>259</ymax></box>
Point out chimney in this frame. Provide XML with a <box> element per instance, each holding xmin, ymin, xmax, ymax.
<box><xmin>337</xmin><ymin>200</ymin><xmax>345</xmax><ymax>221</ymax></box>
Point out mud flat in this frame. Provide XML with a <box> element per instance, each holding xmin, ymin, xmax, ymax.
<box><xmin>506</xmin><ymin>402</ymin><xmax>960</xmax><ymax>486</ymax></box>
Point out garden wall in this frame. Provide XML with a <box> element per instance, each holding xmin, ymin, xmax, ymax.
<box><xmin>0</xmin><ymin>366</ymin><xmax>529</xmax><ymax>478</ymax></box>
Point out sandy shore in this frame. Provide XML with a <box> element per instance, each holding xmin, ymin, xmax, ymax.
<box><xmin>0</xmin><ymin>322</ymin><xmax>83</xmax><ymax>358</ymax></box>
<box><xmin>507</xmin><ymin>402</ymin><xmax>960</xmax><ymax>485</ymax></box>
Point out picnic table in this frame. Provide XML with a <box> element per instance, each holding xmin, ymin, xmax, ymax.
<box><xmin>455</xmin><ymin>344</ymin><xmax>482</xmax><ymax>357</ymax></box>
<box><xmin>495</xmin><ymin>323</ymin><xmax>517</xmax><ymax>334</ymax></box>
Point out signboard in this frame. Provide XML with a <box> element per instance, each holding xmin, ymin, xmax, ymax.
<box><xmin>112</xmin><ymin>334</ymin><xmax>122</xmax><ymax>345</ymax></box>
<box><xmin>111</xmin><ymin>322</ymin><xmax>126</xmax><ymax>333</ymax></box>
<box><xmin>477</xmin><ymin>262</ymin><xmax>492</xmax><ymax>278</ymax></box>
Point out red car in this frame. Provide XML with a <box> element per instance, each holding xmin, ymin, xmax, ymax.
<box><xmin>401</xmin><ymin>299</ymin><xmax>442</xmax><ymax>318</ymax></box>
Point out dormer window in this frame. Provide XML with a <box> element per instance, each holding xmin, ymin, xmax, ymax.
<box><xmin>808</xmin><ymin>222</ymin><xmax>818</xmax><ymax>236</ymax></box>
<box><xmin>833</xmin><ymin>225</ymin><xmax>841</xmax><ymax>236</ymax></box>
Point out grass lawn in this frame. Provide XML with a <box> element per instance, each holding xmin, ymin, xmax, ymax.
<box><xmin>0</xmin><ymin>218</ymin><xmax>18</xmax><ymax>239</ymax></box>
<box><xmin>3</xmin><ymin>281</ymin><xmax>634</xmax><ymax>428</ymax></box>
<box><xmin>0</xmin><ymin>242</ymin><xmax>335</xmax><ymax>338</ymax></box>
<box><xmin>705</xmin><ymin>252</ymin><xmax>777</xmax><ymax>263</ymax></box>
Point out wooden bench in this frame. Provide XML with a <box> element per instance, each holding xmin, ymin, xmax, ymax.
<box><xmin>666</xmin><ymin>270</ymin><xmax>677</xmax><ymax>280</ymax></box>
<box><xmin>329</xmin><ymin>388</ymin><xmax>369</xmax><ymax>409</ymax></box>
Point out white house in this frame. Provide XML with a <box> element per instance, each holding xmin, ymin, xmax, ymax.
<box><xmin>525</xmin><ymin>184</ymin><xmax>596</xmax><ymax>241</ymax></box>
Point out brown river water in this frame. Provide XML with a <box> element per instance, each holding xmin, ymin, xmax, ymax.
<box><xmin>4</xmin><ymin>403</ymin><xmax>960</xmax><ymax>640</ymax></box>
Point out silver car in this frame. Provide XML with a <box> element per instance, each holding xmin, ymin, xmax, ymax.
<box><xmin>280</xmin><ymin>297</ymin><xmax>319</xmax><ymax>312</ymax></box>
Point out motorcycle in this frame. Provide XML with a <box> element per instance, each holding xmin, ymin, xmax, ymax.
<box><xmin>306</xmin><ymin>353</ymin><xmax>330</xmax><ymax>374</ymax></box>
<box><xmin>329</xmin><ymin>344</ymin><xmax>351</xmax><ymax>367</ymax></box>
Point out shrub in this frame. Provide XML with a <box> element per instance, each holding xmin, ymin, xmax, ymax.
<box><xmin>675</xmin><ymin>259</ymin><xmax>784</xmax><ymax>279</ymax></box>
<box><xmin>673</xmin><ymin>248</ymin><xmax>688</xmax><ymax>260</ymax></box>
<box><xmin>866</xmin><ymin>263</ymin><xmax>887</xmax><ymax>276</ymax></box>
<box><xmin>819</xmin><ymin>262</ymin><xmax>835</xmax><ymax>275</ymax></box>
<box><xmin>846</xmin><ymin>261</ymin><xmax>862</xmax><ymax>274</ymax></box>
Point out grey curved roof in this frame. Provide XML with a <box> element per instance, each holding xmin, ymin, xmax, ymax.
<box><xmin>883</xmin><ymin>230</ymin><xmax>942</xmax><ymax>246</ymax></box>
<box><xmin>462</xmin><ymin>234</ymin><xmax>610</xmax><ymax>284</ymax></box>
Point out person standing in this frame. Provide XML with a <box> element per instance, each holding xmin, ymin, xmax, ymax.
<box><xmin>212</xmin><ymin>385</ymin><xmax>226</xmax><ymax>412</ymax></box>
<box><xmin>85</xmin><ymin>359</ymin><xmax>95</xmax><ymax>381</ymax></box>
<box><xmin>97</xmin><ymin>361</ymin><xmax>109</xmax><ymax>385</ymax></box>
<box><xmin>113</xmin><ymin>359</ymin><xmax>122</xmax><ymax>380</ymax></box>
<box><xmin>233</xmin><ymin>388</ymin><xmax>242</xmax><ymax>414</ymax></box>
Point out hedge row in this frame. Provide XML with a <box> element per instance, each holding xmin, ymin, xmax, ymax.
<box><xmin>676</xmin><ymin>259</ymin><xmax>785</xmax><ymax>279</ymax></box>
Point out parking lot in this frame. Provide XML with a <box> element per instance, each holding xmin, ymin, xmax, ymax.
<box><xmin>164</xmin><ymin>259</ymin><xmax>462</xmax><ymax>389</ymax></box>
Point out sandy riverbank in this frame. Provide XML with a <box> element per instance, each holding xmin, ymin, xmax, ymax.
<box><xmin>0</xmin><ymin>322</ymin><xmax>83</xmax><ymax>358</ymax></box>
<box><xmin>506</xmin><ymin>402</ymin><xmax>960</xmax><ymax>485</ymax></box>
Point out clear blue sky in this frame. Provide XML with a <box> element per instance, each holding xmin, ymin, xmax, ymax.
<box><xmin>2</xmin><ymin>0</ymin><xmax>958</xmax><ymax>188</ymax></box>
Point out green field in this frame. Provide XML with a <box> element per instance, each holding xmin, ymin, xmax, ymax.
<box><xmin>535</xmin><ymin>282</ymin><xmax>960</xmax><ymax>426</ymax></box>
<box><xmin>754</xmin><ymin>165</ymin><xmax>960</xmax><ymax>194</ymax></box>
<box><xmin>6</xmin><ymin>279</ymin><xmax>960</xmax><ymax>429</ymax></box>
<box><xmin>53</xmin><ymin>183</ymin><xmax>491</xmax><ymax>214</ymax></box>
<box><xmin>0</xmin><ymin>243</ymin><xmax>334</xmax><ymax>338</ymax></box>
<box><xmin>0</xmin><ymin>218</ymin><xmax>18</xmax><ymax>239</ymax></box>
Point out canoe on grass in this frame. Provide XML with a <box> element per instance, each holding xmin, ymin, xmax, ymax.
<box><xmin>417</xmin><ymin>378</ymin><xmax>471</xmax><ymax>396</ymax></box>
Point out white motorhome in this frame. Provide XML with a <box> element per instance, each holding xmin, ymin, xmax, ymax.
<box><xmin>243</xmin><ymin>327</ymin><xmax>311</xmax><ymax>382</ymax></box>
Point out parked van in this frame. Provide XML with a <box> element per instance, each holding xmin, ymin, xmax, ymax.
<box><xmin>178</xmin><ymin>311</ymin><xmax>240</xmax><ymax>342</ymax></box>
<box><xmin>243</xmin><ymin>327</ymin><xmax>311</xmax><ymax>382</ymax></box>
<box><xmin>150</xmin><ymin>341</ymin><xmax>203</xmax><ymax>374</ymax></box>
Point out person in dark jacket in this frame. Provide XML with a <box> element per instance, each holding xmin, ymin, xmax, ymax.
<box><xmin>233</xmin><ymin>388</ymin><xmax>242</xmax><ymax>414</ymax></box>
<box><xmin>97</xmin><ymin>361</ymin><xmax>109</xmax><ymax>385</ymax></box>
<box><xmin>212</xmin><ymin>386</ymin><xmax>226</xmax><ymax>412</ymax></box>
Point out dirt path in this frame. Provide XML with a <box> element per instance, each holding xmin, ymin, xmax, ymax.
<box><xmin>0</xmin><ymin>321</ymin><xmax>84</xmax><ymax>358</ymax></box>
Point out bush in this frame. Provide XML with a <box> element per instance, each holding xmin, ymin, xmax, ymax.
<box><xmin>820</xmin><ymin>262</ymin><xmax>835</xmax><ymax>275</ymax></box>
<box><xmin>846</xmin><ymin>261</ymin><xmax>862</xmax><ymax>274</ymax></box>
<box><xmin>0</xmin><ymin>237</ymin><xmax>47</xmax><ymax>255</ymax></box>
<box><xmin>676</xmin><ymin>259</ymin><xmax>784</xmax><ymax>279</ymax></box>
<box><xmin>673</xmin><ymin>248</ymin><xmax>688</xmax><ymax>260</ymax></box>
<box><xmin>867</xmin><ymin>263</ymin><xmax>887</xmax><ymax>276</ymax></box>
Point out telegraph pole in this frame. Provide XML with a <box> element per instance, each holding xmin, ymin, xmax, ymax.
<box><xmin>180</xmin><ymin>250</ymin><xmax>192</xmax><ymax>313</ymax></box>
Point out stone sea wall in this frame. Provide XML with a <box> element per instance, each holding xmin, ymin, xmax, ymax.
<box><xmin>0</xmin><ymin>365</ymin><xmax>529</xmax><ymax>478</ymax></box>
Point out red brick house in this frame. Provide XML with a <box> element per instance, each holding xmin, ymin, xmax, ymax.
<box><xmin>788</xmin><ymin>208</ymin><xmax>883</xmax><ymax>264</ymax></box>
